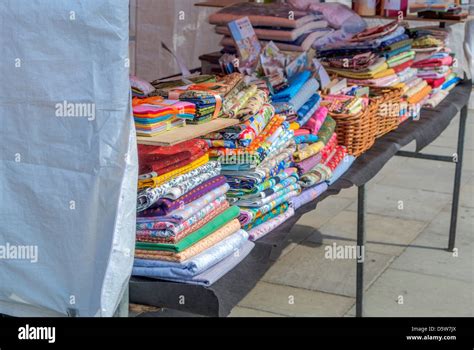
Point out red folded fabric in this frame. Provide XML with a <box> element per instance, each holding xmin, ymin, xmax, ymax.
<box><xmin>138</xmin><ymin>139</ymin><xmax>209</xmax><ymax>174</ymax></box>
<box><xmin>393</xmin><ymin>60</ymin><xmax>414</xmax><ymax>73</ymax></box>
<box><xmin>412</xmin><ymin>56</ymin><xmax>453</xmax><ymax>68</ymax></box>
<box><xmin>425</xmin><ymin>77</ymin><xmax>446</xmax><ymax>88</ymax></box>
<box><xmin>293</xmin><ymin>129</ymin><xmax>310</xmax><ymax>137</ymax></box>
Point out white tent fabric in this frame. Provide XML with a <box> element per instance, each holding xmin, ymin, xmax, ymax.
<box><xmin>0</xmin><ymin>0</ymin><xmax>137</xmax><ymax>316</ymax></box>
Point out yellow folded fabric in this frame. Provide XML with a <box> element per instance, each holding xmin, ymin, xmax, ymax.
<box><xmin>293</xmin><ymin>141</ymin><xmax>324</xmax><ymax>162</ymax></box>
<box><xmin>138</xmin><ymin>154</ymin><xmax>209</xmax><ymax>189</ymax></box>
<box><xmin>327</xmin><ymin>64</ymin><xmax>395</xmax><ymax>79</ymax></box>
<box><xmin>408</xmin><ymin>85</ymin><xmax>432</xmax><ymax>105</ymax></box>
<box><xmin>405</xmin><ymin>80</ymin><xmax>428</xmax><ymax>99</ymax></box>
<box><xmin>289</xmin><ymin>122</ymin><xmax>300</xmax><ymax>130</ymax></box>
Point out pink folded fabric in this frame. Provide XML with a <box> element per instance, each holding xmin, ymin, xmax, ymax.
<box><xmin>293</xmin><ymin>129</ymin><xmax>310</xmax><ymax>137</ymax></box>
<box><xmin>302</xmin><ymin>106</ymin><xmax>328</xmax><ymax>135</ymax></box>
<box><xmin>348</xmin><ymin>74</ymin><xmax>400</xmax><ymax>87</ymax></box>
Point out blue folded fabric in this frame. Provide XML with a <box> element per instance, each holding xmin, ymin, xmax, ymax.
<box><xmin>133</xmin><ymin>231</ymin><xmax>254</xmax><ymax>286</ymax></box>
<box><xmin>272</xmin><ymin>70</ymin><xmax>311</xmax><ymax>102</ymax></box>
<box><xmin>297</xmin><ymin>94</ymin><xmax>320</xmax><ymax>120</ymax></box>
<box><xmin>133</xmin><ymin>229</ymin><xmax>250</xmax><ymax>280</ymax></box>
<box><xmin>380</xmin><ymin>33</ymin><xmax>409</xmax><ymax>48</ymax></box>
<box><xmin>327</xmin><ymin>155</ymin><xmax>356</xmax><ymax>186</ymax></box>
<box><xmin>290</xmin><ymin>78</ymin><xmax>320</xmax><ymax>112</ymax></box>
<box><xmin>294</xmin><ymin>134</ymin><xmax>319</xmax><ymax>144</ymax></box>
<box><xmin>442</xmin><ymin>77</ymin><xmax>461</xmax><ymax>90</ymax></box>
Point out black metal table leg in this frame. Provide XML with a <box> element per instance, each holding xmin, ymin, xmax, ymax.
<box><xmin>448</xmin><ymin>106</ymin><xmax>468</xmax><ymax>252</ymax></box>
<box><xmin>356</xmin><ymin>184</ymin><xmax>366</xmax><ymax>317</ymax></box>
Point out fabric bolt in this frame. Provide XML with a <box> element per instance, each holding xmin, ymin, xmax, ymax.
<box><xmin>137</xmin><ymin>161</ymin><xmax>221</xmax><ymax>212</ymax></box>
<box><xmin>135</xmin><ymin>219</ymin><xmax>242</xmax><ymax>263</ymax></box>
<box><xmin>288</xmin><ymin>78</ymin><xmax>320</xmax><ymax>111</ymax></box>
<box><xmin>138</xmin><ymin>183</ymin><xmax>229</xmax><ymax>222</ymax></box>
<box><xmin>407</xmin><ymin>85</ymin><xmax>432</xmax><ymax>105</ymax></box>
<box><xmin>289</xmin><ymin>182</ymin><xmax>328</xmax><ymax>210</ymax></box>
<box><xmin>138</xmin><ymin>139</ymin><xmax>208</xmax><ymax>174</ymax></box>
<box><xmin>295</xmin><ymin>153</ymin><xmax>322</xmax><ymax>175</ymax></box>
<box><xmin>244</xmin><ymin>203</ymin><xmax>289</xmax><ymax>230</ymax></box>
<box><xmin>297</xmin><ymin>94</ymin><xmax>320</xmax><ymax>120</ymax></box>
<box><xmin>425</xmin><ymin>89</ymin><xmax>449</xmax><ymax>108</ymax></box>
<box><xmin>294</xmin><ymin>134</ymin><xmax>319</xmax><ymax>144</ymax></box>
<box><xmin>348</xmin><ymin>74</ymin><xmax>400</xmax><ymax>87</ymax></box>
<box><xmin>327</xmin><ymin>155</ymin><xmax>356</xmax><ymax>185</ymax></box>
<box><xmin>392</xmin><ymin>60</ymin><xmax>414</xmax><ymax>73</ymax></box>
<box><xmin>236</xmin><ymin>183</ymin><xmax>300</xmax><ymax>208</ymax></box>
<box><xmin>320</xmin><ymin>133</ymin><xmax>338</xmax><ymax>163</ymax></box>
<box><xmin>316</xmin><ymin>116</ymin><xmax>336</xmax><ymax>145</ymax></box>
<box><xmin>132</xmin><ymin>229</ymin><xmax>250</xmax><ymax>281</ymax></box>
<box><xmin>136</xmin><ymin>195</ymin><xmax>227</xmax><ymax>231</ymax></box>
<box><xmin>137</xmin><ymin>199</ymin><xmax>229</xmax><ymax>243</ymax></box>
<box><xmin>293</xmin><ymin>141</ymin><xmax>324</xmax><ymax>162</ymax></box>
<box><xmin>386</xmin><ymin>50</ymin><xmax>415</xmax><ymax>67</ymax></box>
<box><xmin>236</xmin><ymin>89</ymin><xmax>268</xmax><ymax>121</ymax></box>
<box><xmin>325</xmin><ymin>146</ymin><xmax>347</xmax><ymax>171</ymax></box>
<box><xmin>223</xmin><ymin>84</ymin><xmax>258</xmax><ymax>118</ymax></box>
<box><xmin>143</xmin><ymin>176</ymin><xmax>227</xmax><ymax>216</ymax></box>
<box><xmin>247</xmin><ymin>207</ymin><xmax>295</xmax><ymax>241</ymax></box>
<box><xmin>136</xmin><ymin>207</ymin><xmax>240</xmax><ymax>253</ymax></box>
<box><xmin>302</xmin><ymin>106</ymin><xmax>328</xmax><ymax>135</ymax></box>
<box><xmin>137</xmin><ymin>154</ymin><xmax>209</xmax><ymax>189</ymax></box>
<box><xmin>272</xmin><ymin>70</ymin><xmax>312</xmax><ymax>102</ymax></box>
<box><xmin>299</xmin><ymin>163</ymin><xmax>333</xmax><ymax>188</ymax></box>
<box><xmin>239</xmin><ymin>188</ymin><xmax>301</xmax><ymax>225</ymax></box>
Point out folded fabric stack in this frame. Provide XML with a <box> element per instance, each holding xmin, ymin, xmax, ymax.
<box><xmin>132</xmin><ymin>96</ymin><xmax>193</xmax><ymax>137</ymax></box>
<box><xmin>407</xmin><ymin>27</ymin><xmax>459</xmax><ymax>109</ymax></box>
<box><xmin>209</xmin><ymin>2</ymin><xmax>333</xmax><ymax>53</ymax></box>
<box><xmin>133</xmin><ymin>139</ymin><xmax>254</xmax><ymax>286</ymax></box>
<box><xmin>204</xmin><ymin>100</ymin><xmax>302</xmax><ymax>241</ymax></box>
<box><xmin>150</xmin><ymin>73</ymin><xmax>246</xmax><ymax>124</ymax></box>
<box><xmin>319</xmin><ymin>21</ymin><xmax>416</xmax><ymax>89</ymax></box>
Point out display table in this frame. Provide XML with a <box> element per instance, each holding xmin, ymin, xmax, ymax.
<box><xmin>130</xmin><ymin>79</ymin><xmax>471</xmax><ymax>317</ymax></box>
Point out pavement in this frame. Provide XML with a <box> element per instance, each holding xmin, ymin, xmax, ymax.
<box><xmin>229</xmin><ymin>108</ymin><xmax>474</xmax><ymax>317</ymax></box>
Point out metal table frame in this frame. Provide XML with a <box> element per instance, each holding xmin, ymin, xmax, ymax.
<box><xmin>355</xmin><ymin>105</ymin><xmax>469</xmax><ymax>317</ymax></box>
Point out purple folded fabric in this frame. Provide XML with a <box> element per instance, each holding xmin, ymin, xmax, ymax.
<box><xmin>289</xmin><ymin>182</ymin><xmax>328</xmax><ymax>210</ymax></box>
<box><xmin>295</xmin><ymin>153</ymin><xmax>322</xmax><ymax>175</ymax></box>
<box><xmin>141</xmin><ymin>176</ymin><xmax>227</xmax><ymax>216</ymax></box>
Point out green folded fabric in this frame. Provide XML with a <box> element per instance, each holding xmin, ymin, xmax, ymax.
<box><xmin>317</xmin><ymin>116</ymin><xmax>336</xmax><ymax>145</ymax></box>
<box><xmin>136</xmin><ymin>205</ymin><xmax>240</xmax><ymax>252</ymax></box>
<box><xmin>387</xmin><ymin>50</ymin><xmax>415</xmax><ymax>67</ymax></box>
<box><xmin>383</xmin><ymin>39</ymin><xmax>413</xmax><ymax>52</ymax></box>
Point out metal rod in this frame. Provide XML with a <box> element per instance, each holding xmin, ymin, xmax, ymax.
<box><xmin>448</xmin><ymin>106</ymin><xmax>468</xmax><ymax>251</ymax></box>
<box><xmin>356</xmin><ymin>185</ymin><xmax>366</xmax><ymax>318</ymax></box>
<box><xmin>396</xmin><ymin>151</ymin><xmax>454</xmax><ymax>163</ymax></box>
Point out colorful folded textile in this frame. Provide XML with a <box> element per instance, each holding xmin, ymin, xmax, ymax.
<box><xmin>136</xmin><ymin>206</ymin><xmax>240</xmax><ymax>252</ymax></box>
<box><xmin>272</xmin><ymin>70</ymin><xmax>311</xmax><ymax>102</ymax></box>
<box><xmin>407</xmin><ymin>85</ymin><xmax>432</xmax><ymax>104</ymax></box>
<box><xmin>137</xmin><ymin>199</ymin><xmax>230</xmax><ymax>244</ymax></box>
<box><xmin>294</xmin><ymin>134</ymin><xmax>319</xmax><ymax>144</ymax></box>
<box><xmin>138</xmin><ymin>154</ymin><xmax>209</xmax><ymax>189</ymax></box>
<box><xmin>143</xmin><ymin>176</ymin><xmax>227</xmax><ymax>216</ymax></box>
<box><xmin>247</xmin><ymin>207</ymin><xmax>295</xmax><ymax>241</ymax></box>
<box><xmin>293</xmin><ymin>141</ymin><xmax>324</xmax><ymax>162</ymax></box>
<box><xmin>302</xmin><ymin>106</ymin><xmax>328</xmax><ymax>135</ymax></box>
<box><xmin>424</xmin><ymin>89</ymin><xmax>449</xmax><ymax>108</ymax></box>
<box><xmin>244</xmin><ymin>203</ymin><xmax>289</xmax><ymax>230</ymax></box>
<box><xmin>238</xmin><ymin>187</ymin><xmax>300</xmax><ymax>225</ymax></box>
<box><xmin>138</xmin><ymin>183</ymin><xmax>229</xmax><ymax>221</ymax></box>
<box><xmin>289</xmin><ymin>182</ymin><xmax>328</xmax><ymax>210</ymax></box>
<box><xmin>327</xmin><ymin>155</ymin><xmax>356</xmax><ymax>185</ymax></box>
<box><xmin>138</xmin><ymin>139</ymin><xmax>208</xmax><ymax>174</ymax></box>
<box><xmin>132</xmin><ymin>230</ymin><xmax>252</xmax><ymax>285</ymax></box>
<box><xmin>236</xmin><ymin>182</ymin><xmax>300</xmax><ymax>208</ymax></box>
<box><xmin>316</xmin><ymin>116</ymin><xmax>336</xmax><ymax>145</ymax></box>
<box><xmin>135</xmin><ymin>219</ymin><xmax>242</xmax><ymax>262</ymax></box>
<box><xmin>137</xmin><ymin>161</ymin><xmax>221</xmax><ymax>212</ymax></box>
<box><xmin>299</xmin><ymin>163</ymin><xmax>333</xmax><ymax>188</ymax></box>
<box><xmin>295</xmin><ymin>153</ymin><xmax>322</xmax><ymax>176</ymax></box>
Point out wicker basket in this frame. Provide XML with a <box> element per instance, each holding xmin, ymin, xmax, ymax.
<box><xmin>368</xmin><ymin>86</ymin><xmax>404</xmax><ymax>138</ymax></box>
<box><xmin>328</xmin><ymin>101</ymin><xmax>378</xmax><ymax>157</ymax></box>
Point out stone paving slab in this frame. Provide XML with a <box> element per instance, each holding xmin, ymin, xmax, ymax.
<box><xmin>345</xmin><ymin>268</ymin><xmax>473</xmax><ymax>317</ymax></box>
<box><xmin>237</xmin><ymin>281</ymin><xmax>354</xmax><ymax>317</ymax></box>
<box><xmin>261</xmin><ymin>239</ymin><xmax>394</xmax><ymax>298</ymax></box>
<box><xmin>312</xmin><ymin>210</ymin><xmax>427</xmax><ymax>256</ymax></box>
